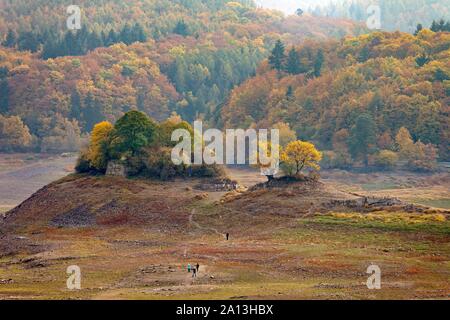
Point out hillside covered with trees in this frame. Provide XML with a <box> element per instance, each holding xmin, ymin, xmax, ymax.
<box><xmin>310</xmin><ymin>0</ymin><xmax>450</xmax><ymax>33</ymax></box>
<box><xmin>0</xmin><ymin>0</ymin><xmax>364</xmax><ymax>153</ymax></box>
<box><xmin>220</xmin><ymin>28</ymin><xmax>450</xmax><ymax>169</ymax></box>
<box><xmin>1</xmin><ymin>0</ymin><xmax>448</xmax><ymax>172</ymax></box>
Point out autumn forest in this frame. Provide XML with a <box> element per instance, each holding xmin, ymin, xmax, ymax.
<box><xmin>1</xmin><ymin>0</ymin><xmax>450</xmax><ymax>303</ymax></box>
<box><xmin>0</xmin><ymin>0</ymin><xmax>449</xmax><ymax>171</ymax></box>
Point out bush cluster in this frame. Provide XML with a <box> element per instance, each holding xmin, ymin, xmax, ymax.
<box><xmin>76</xmin><ymin>111</ymin><xmax>223</xmax><ymax>180</ymax></box>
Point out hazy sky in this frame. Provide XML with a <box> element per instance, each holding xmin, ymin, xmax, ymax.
<box><xmin>255</xmin><ymin>0</ymin><xmax>334</xmax><ymax>14</ymax></box>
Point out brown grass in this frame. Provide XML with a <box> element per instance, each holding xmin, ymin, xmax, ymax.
<box><xmin>0</xmin><ymin>167</ymin><xmax>449</xmax><ymax>300</ymax></box>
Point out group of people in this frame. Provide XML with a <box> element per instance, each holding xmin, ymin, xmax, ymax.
<box><xmin>185</xmin><ymin>234</ymin><xmax>229</xmax><ymax>279</ymax></box>
<box><xmin>187</xmin><ymin>263</ymin><xmax>200</xmax><ymax>278</ymax></box>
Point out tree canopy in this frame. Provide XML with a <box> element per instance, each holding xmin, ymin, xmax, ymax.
<box><xmin>110</xmin><ymin>111</ymin><xmax>157</xmax><ymax>157</ymax></box>
<box><xmin>281</xmin><ymin>141</ymin><xmax>322</xmax><ymax>176</ymax></box>
<box><xmin>221</xmin><ymin>30</ymin><xmax>450</xmax><ymax>167</ymax></box>
<box><xmin>0</xmin><ymin>1</ymin><xmax>363</xmax><ymax>153</ymax></box>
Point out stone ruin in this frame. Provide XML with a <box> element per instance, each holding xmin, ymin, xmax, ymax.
<box><xmin>327</xmin><ymin>196</ymin><xmax>403</xmax><ymax>210</ymax></box>
<box><xmin>195</xmin><ymin>178</ymin><xmax>240</xmax><ymax>192</ymax></box>
<box><xmin>106</xmin><ymin>161</ymin><xmax>127</xmax><ymax>177</ymax></box>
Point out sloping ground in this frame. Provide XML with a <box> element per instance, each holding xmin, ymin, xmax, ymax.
<box><xmin>0</xmin><ymin>174</ymin><xmax>449</xmax><ymax>299</ymax></box>
<box><xmin>226</xmin><ymin>177</ymin><xmax>360</xmax><ymax>216</ymax></box>
<box><xmin>5</xmin><ymin>173</ymin><xmax>439</xmax><ymax>231</ymax></box>
<box><xmin>3</xmin><ymin>173</ymin><xmax>449</xmax><ymax>237</ymax></box>
<box><xmin>222</xmin><ymin>176</ymin><xmax>449</xmax><ymax>219</ymax></box>
<box><xmin>2</xmin><ymin>175</ymin><xmax>212</xmax><ymax>232</ymax></box>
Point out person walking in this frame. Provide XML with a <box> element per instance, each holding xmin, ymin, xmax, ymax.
<box><xmin>192</xmin><ymin>267</ymin><xmax>197</xmax><ymax>278</ymax></box>
<box><xmin>226</xmin><ymin>233</ymin><xmax>229</xmax><ymax>241</ymax></box>
<box><xmin>187</xmin><ymin>263</ymin><xmax>191</xmax><ymax>273</ymax></box>
<box><xmin>196</xmin><ymin>263</ymin><xmax>200</xmax><ymax>274</ymax></box>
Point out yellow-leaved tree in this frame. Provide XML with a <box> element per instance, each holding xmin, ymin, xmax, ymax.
<box><xmin>0</xmin><ymin>115</ymin><xmax>32</xmax><ymax>151</ymax></box>
<box><xmin>281</xmin><ymin>141</ymin><xmax>322</xmax><ymax>176</ymax></box>
<box><xmin>88</xmin><ymin>121</ymin><xmax>113</xmax><ymax>171</ymax></box>
<box><xmin>395</xmin><ymin>127</ymin><xmax>415</xmax><ymax>160</ymax></box>
<box><xmin>395</xmin><ymin>127</ymin><xmax>438</xmax><ymax>171</ymax></box>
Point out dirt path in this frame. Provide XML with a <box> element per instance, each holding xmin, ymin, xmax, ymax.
<box><xmin>183</xmin><ymin>265</ymin><xmax>208</xmax><ymax>285</ymax></box>
<box><xmin>189</xmin><ymin>209</ymin><xmax>222</xmax><ymax>236</ymax></box>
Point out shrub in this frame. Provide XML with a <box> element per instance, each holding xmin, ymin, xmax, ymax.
<box><xmin>143</xmin><ymin>147</ymin><xmax>179</xmax><ymax>180</ymax></box>
<box><xmin>374</xmin><ymin>150</ymin><xmax>398</xmax><ymax>170</ymax></box>
<box><xmin>126</xmin><ymin>154</ymin><xmax>147</xmax><ymax>176</ymax></box>
<box><xmin>408</xmin><ymin>141</ymin><xmax>438</xmax><ymax>172</ymax></box>
<box><xmin>157</xmin><ymin>116</ymin><xmax>194</xmax><ymax>148</ymax></box>
<box><xmin>395</xmin><ymin>127</ymin><xmax>438</xmax><ymax>172</ymax></box>
<box><xmin>75</xmin><ymin>150</ymin><xmax>91</xmax><ymax>173</ymax></box>
<box><xmin>0</xmin><ymin>115</ymin><xmax>32</xmax><ymax>152</ymax></box>
<box><xmin>320</xmin><ymin>150</ymin><xmax>352</xmax><ymax>169</ymax></box>
<box><xmin>40</xmin><ymin>116</ymin><xmax>81</xmax><ymax>153</ymax></box>
<box><xmin>191</xmin><ymin>164</ymin><xmax>225</xmax><ymax>178</ymax></box>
